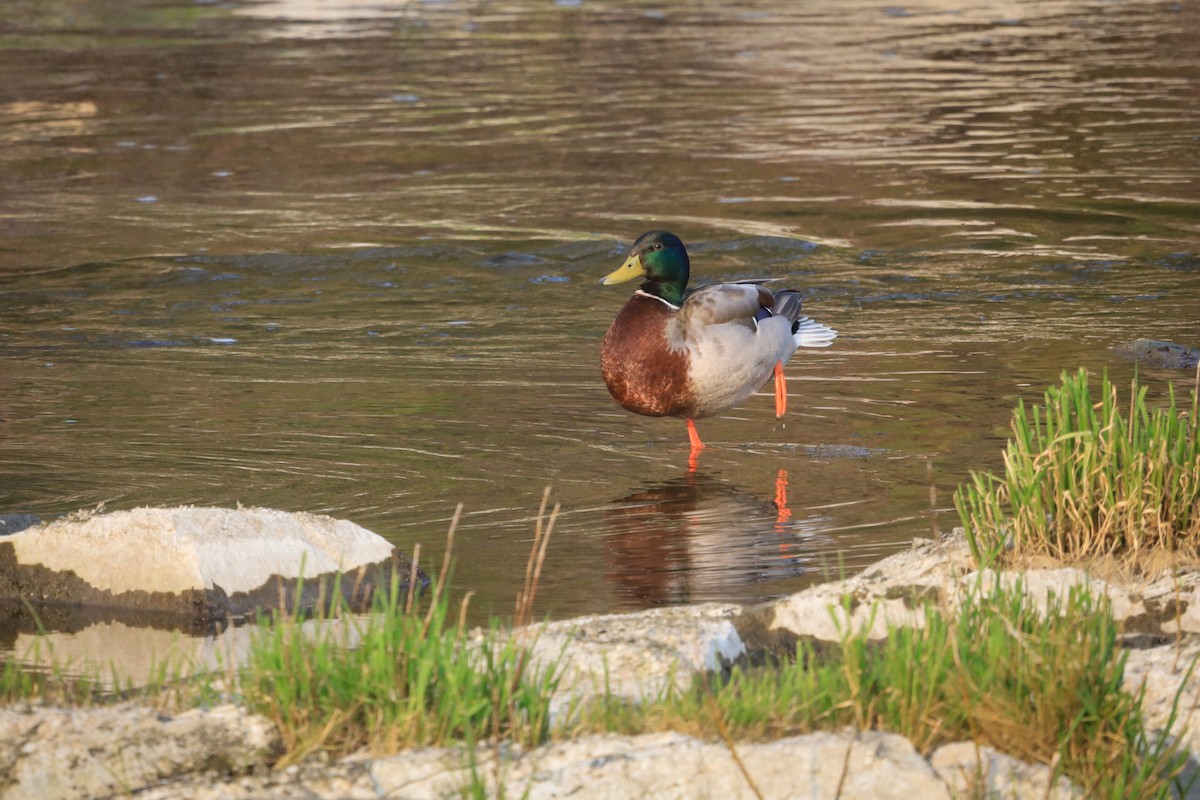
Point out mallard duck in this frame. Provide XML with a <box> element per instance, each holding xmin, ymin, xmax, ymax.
<box><xmin>599</xmin><ymin>231</ymin><xmax>837</xmax><ymax>452</ymax></box>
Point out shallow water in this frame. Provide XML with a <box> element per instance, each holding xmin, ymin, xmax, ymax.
<box><xmin>1</xmin><ymin>0</ymin><xmax>1198</xmax><ymax>663</ymax></box>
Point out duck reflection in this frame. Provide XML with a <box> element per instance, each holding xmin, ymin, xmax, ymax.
<box><xmin>603</xmin><ymin>469</ymin><xmax>831</xmax><ymax>609</ymax></box>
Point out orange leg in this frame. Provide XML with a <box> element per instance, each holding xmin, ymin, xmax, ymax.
<box><xmin>774</xmin><ymin>361</ymin><xmax>787</xmax><ymax>419</ymax></box>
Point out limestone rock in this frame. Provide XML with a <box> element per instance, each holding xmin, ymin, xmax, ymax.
<box><xmin>1117</xmin><ymin>640</ymin><xmax>1200</xmax><ymax>799</ymax></box>
<box><xmin>962</xmin><ymin>567</ymin><xmax>1146</xmax><ymax>620</ymax></box>
<box><xmin>1123</xmin><ymin>640</ymin><xmax>1200</xmax><ymax>752</ymax></box>
<box><xmin>0</xmin><ymin>506</ymin><xmax>422</xmax><ymax>625</ymax></box>
<box><xmin>0</xmin><ymin>703</ymin><xmax>279</xmax><ymax>800</ymax></box>
<box><xmin>930</xmin><ymin>741</ymin><xmax>1083</xmax><ymax>799</ymax></box>
<box><xmin>965</xmin><ymin>565</ymin><xmax>1200</xmax><ymax>637</ymax></box>
<box><xmin>133</xmin><ymin>759</ymin><xmax>379</xmax><ymax>800</ymax></box>
<box><xmin>739</xmin><ymin>532</ymin><xmax>973</xmax><ymax>645</ymax></box>
<box><xmin>740</xmin><ymin>530</ymin><xmax>1200</xmax><ymax>646</ymax></box>
<box><xmin>494</xmin><ymin>603</ymin><xmax>745</xmax><ymax>718</ymax></box>
<box><xmin>1136</xmin><ymin>571</ymin><xmax>1200</xmax><ymax>635</ymax></box>
<box><xmin>370</xmin><ymin>730</ymin><xmax>952</xmax><ymax>800</ymax></box>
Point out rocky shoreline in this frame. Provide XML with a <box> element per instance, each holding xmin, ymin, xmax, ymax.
<box><xmin>2</xmin><ymin>704</ymin><xmax>1090</xmax><ymax>800</ymax></box>
<box><xmin>4</xmin><ymin>526</ymin><xmax>1200</xmax><ymax>799</ymax></box>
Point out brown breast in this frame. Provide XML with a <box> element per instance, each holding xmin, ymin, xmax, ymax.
<box><xmin>600</xmin><ymin>294</ymin><xmax>694</xmax><ymax>418</ymax></box>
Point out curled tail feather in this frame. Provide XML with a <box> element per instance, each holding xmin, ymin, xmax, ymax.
<box><xmin>773</xmin><ymin>290</ymin><xmax>838</xmax><ymax>348</ymax></box>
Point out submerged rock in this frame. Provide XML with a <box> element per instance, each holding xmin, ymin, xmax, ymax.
<box><xmin>0</xmin><ymin>506</ymin><xmax>424</xmax><ymax>627</ymax></box>
<box><xmin>0</xmin><ymin>514</ymin><xmax>41</xmax><ymax>535</ymax></box>
<box><xmin>1111</xmin><ymin>338</ymin><xmax>1200</xmax><ymax>370</ymax></box>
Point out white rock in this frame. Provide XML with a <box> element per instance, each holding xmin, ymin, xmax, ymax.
<box><xmin>134</xmin><ymin>761</ymin><xmax>379</xmax><ymax>800</ymax></box>
<box><xmin>930</xmin><ymin>741</ymin><xmax>1083</xmax><ymax>799</ymax></box>
<box><xmin>0</xmin><ymin>506</ymin><xmax>402</xmax><ymax>621</ymax></box>
<box><xmin>370</xmin><ymin>730</ymin><xmax>952</xmax><ymax>800</ymax></box>
<box><xmin>1123</xmin><ymin>641</ymin><xmax>1200</xmax><ymax>754</ymax></box>
<box><xmin>1139</xmin><ymin>572</ymin><xmax>1200</xmax><ymax>635</ymax></box>
<box><xmin>761</xmin><ymin>533</ymin><xmax>972</xmax><ymax>641</ymax></box>
<box><xmin>8</xmin><ymin>507</ymin><xmax>393</xmax><ymax>595</ymax></box>
<box><xmin>0</xmin><ymin>703</ymin><xmax>279</xmax><ymax>800</ymax></box>
<box><xmin>753</xmin><ymin>530</ymin><xmax>1200</xmax><ymax>643</ymax></box>
<box><xmin>495</xmin><ymin>603</ymin><xmax>745</xmax><ymax>718</ymax></box>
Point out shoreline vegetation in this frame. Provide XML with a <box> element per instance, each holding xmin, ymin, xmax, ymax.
<box><xmin>4</xmin><ymin>367</ymin><xmax>1200</xmax><ymax>798</ymax></box>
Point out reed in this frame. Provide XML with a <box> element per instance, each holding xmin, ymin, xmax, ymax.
<box><xmin>955</xmin><ymin>367</ymin><xmax>1200</xmax><ymax>566</ymax></box>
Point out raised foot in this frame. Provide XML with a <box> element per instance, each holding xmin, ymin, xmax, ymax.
<box><xmin>774</xmin><ymin>361</ymin><xmax>787</xmax><ymax>419</ymax></box>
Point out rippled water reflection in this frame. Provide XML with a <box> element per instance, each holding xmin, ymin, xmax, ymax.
<box><xmin>1</xmin><ymin>0</ymin><xmax>1198</xmax><ymax>653</ymax></box>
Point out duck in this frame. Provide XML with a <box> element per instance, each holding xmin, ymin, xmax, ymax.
<box><xmin>599</xmin><ymin>230</ymin><xmax>837</xmax><ymax>453</ymax></box>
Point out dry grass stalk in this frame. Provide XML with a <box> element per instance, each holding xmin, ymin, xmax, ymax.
<box><xmin>515</xmin><ymin>487</ymin><xmax>558</xmax><ymax>629</ymax></box>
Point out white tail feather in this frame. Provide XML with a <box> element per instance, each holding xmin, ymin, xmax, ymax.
<box><xmin>793</xmin><ymin>316</ymin><xmax>837</xmax><ymax>348</ymax></box>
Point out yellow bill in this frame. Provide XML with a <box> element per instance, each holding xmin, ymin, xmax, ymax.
<box><xmin>599</xmin><ymin>255</ymin><xmax>643</xmax><ymax>285</ymax></box>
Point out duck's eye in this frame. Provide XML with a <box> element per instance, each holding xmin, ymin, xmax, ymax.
<box><xmin>652</xmin><ymin>243</ymin><xmax>663</xmax><ymax>251</ymax></box>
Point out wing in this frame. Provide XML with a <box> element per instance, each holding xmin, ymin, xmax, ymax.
<box><xmin>677</xmin><ymin>283</ymin><xmax>773</xmax><ymax>328</ymax></box>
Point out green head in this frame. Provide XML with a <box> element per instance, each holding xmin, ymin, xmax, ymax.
<box><xmin>599</xmin><ymin>230</ymin><xmax>691</xmax><ymax>306</ymax></box>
